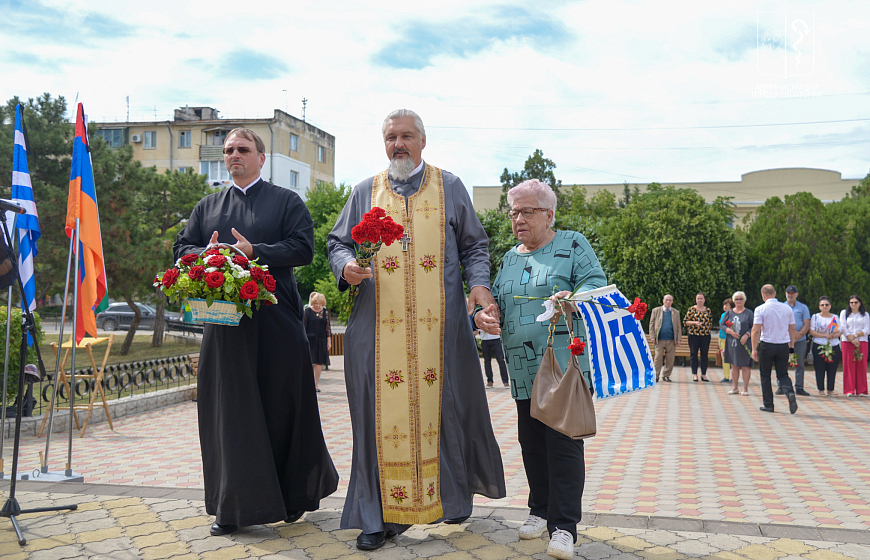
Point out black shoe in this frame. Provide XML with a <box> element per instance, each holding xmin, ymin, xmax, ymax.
<box><xmin>210</xmin><ymin>522</ymin><xmax>239</xmax><ymax>536</ymax></box>
<box><xmin>795</xmin><ymin>389</ymin><xmax>811</xmax><ymax>397</ymax></box>
<box><xmin>701</xmin><ymin>377</ymin><xmax>710</xmax><ymax>382</ymax></box>
<box><xmin>663</xmin><ymin>377</ymin><xmax>671</xmax><ymax>382</ymax></box>
<box><xmin>385</xmin><ymin>530</ymin><xmax>398</xmax><ymax>538</ymax></box>
<box><xmin>357</xmin><ymin>531</ymin><xmax>386</xmax><ymax>550</ymax></box>
<box><xmin>444</xmin><ymin>514</ymin><xmax>470</xmax><ymax>524</ymax></box>
<box><xmin>787</xmin><ymin>392</ymin><xmax>798</xmax><ymax>414</ymax></box>
<box><xmin>285</xmin><ymin>510</ymin><xmax>305</xmax><ymax>524</ymax></box>
<box><xmin>775</xmin><ymin>388</ymin><xmax>784</xmax><ymax>395</ymax></box>
<box><xmin>759</xmin><ymin>406</ymin><xmax>775</xmax><ymax>413</ymax></box>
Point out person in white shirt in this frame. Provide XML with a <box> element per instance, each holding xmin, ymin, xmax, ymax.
<box><xmin>750</xmin><ymin>284</ymin><xmax>798</xmax><ymax>414</ymax></box>
<box><xmin>839</xmin><ymin>295</ymin><xmax>869</xmax><ymax>396</ymax></box>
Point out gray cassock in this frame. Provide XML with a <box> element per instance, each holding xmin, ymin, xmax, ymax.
<box><xmin>327</xmin><ymin>163</ymin><xmax>506</xmax><ymax>533</ymax></box>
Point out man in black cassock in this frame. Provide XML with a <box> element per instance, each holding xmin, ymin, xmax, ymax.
<box><xmin>174</xmin><ymin>128</ymin><xmax>338</xmax><ymax>537</ymax></box>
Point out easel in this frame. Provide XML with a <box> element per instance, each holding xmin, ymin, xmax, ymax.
<box><xmin>37</xmin><ymin>335</ymin><xmax>115</xmax><ymax>438</ymax></box>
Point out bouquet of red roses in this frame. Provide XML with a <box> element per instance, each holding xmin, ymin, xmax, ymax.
<box><xmin>346</xmin><ymin>207</ymin><xmax>404</xmax><ymax>312</ymax></box>
<box><xmin>155</xmin><ymin>246</ymin><xmax>278</xmax><ymax>321</ymax></box>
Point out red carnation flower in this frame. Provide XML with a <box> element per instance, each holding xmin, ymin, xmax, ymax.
<box><xmin>726</xmin><ymin>320</ymin><xmax>733</xmax><ymax>327</ymax></box>
<box><xmin>204</xmin><ymin>271</ymin><xmax>225</xmax><ymax>289</ymax></box>
<box><xmin>162</xmin><ymin>268</ymin><xmax>179</xmax><ymax>288</ymax></box>
<box><xmin>206</xmin><ymin>254</ymin><xmax>227</xmax><ymax>268</ymax></box>
<box><xmin>239</xmin><ymin>280</ymin><xmax>260</xmax><ymax>300</ymax></box>
<box><xmin>381</xmin><ymin>217</ymin><xmax>404</xmax><ymax>246</ymax></box>
<box><xmin>568</xmin><ymin>338</ymin><xmax>586</xmax><ymax>356</ymax></box>
<box><xmin>232</xmin><ymin>255</ymin><xmax>249</xmax><ymax>269</ymax></box>
<box><xmin>180</xmin><ymin>254</ymin><xmax>199</xmax><ymax>266</ymax></box>
<box><xmin>250</xmin><ymin>267</ymin><xmax>266</xmax><ymax>282</ymax></box>
<box><xmin>262</xmin><ymin>273</ymin><xmax>277</xmax><ymax>293</ymax></box>
<box><xmin>188</xmin><ymin>265</ymin><xmax>205</xmax><ymax>280</ymax></box>
<box><xmin>627</xmin><ymin>298</ymin><xmax>648</xmax><ymax>321</ymax></box>
<box><xmin>366</xmin><ymin>207</ymin><xmax>386</xmax><ymax>220</ymax></box>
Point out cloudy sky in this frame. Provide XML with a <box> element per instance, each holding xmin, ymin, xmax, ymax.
<box><xmin>3</xmin><ymin>0</ymin><xmax>869</xmax><ymax>197</ymax></box>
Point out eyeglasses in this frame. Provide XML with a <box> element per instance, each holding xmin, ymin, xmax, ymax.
<box><xmin>223</xmin><ymin>146</ymin><xmax>253</xmax><ymax>155</ymax></box>
<box><xmin>507</xmin><ymin>207</ymin><xmax>549</xmax><ymax>220</ymax></box>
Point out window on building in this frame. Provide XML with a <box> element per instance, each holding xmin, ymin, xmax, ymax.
<box><xmin>200</xmin><ymin>161</ymin><xmax>229</xmax><ymax>183</ymax></box>
<box><xmin>96</xmin><ymin>129</ymin><xmax>124</xmax><ymax>148</ymax></box>
<box><xmin>144</xmin><ymin>131</ymin><xmax>157</xmax><ymax>149</ymax></box>
<box><xmin>212</xmin><ymin>130</ymin><xmax>228</xmax><ymax>146</ymax></box>
<box><xmin>177</xmin><ymin>167</ymin><xmax>190</xmax><ymax>173</ymax></box>
<box><xmin>179</xmin><ymin>131</ymin><xmax>191</xmax><ymax>148</ymax></box>
<box><xmin>317</xmin><ymin>145</ymin><xmax>325</xmax><ymax>162</ymax></box>
<box><xmin>290</xmin><ymin>134</ymin><xmax>299</xmax><ymax>153</ymax></box>
<box><xmin>290</xmin><ymin>171</ymin><xmax>299</xmax><ymax>188</ymax></box>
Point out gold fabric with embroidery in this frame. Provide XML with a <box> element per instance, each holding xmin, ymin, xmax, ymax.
<box><xmin>372</xmin><ymin>164</ymin><xmax>446</xmax><ymax>525</ymax></box>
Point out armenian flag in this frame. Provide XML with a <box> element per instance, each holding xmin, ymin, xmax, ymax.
<box><xmin>66</xmin><ymin>103</ymin><xmax>107</xmax><ymax>343</ymax></box>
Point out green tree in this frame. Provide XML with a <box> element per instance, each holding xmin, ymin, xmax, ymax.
<box><xmin>746</xmin><ymin>192</ymin><xmax>868</xmax><ymax>311</ymax></box>
<box><xmin>295</xmin><ymin>182</ymin><xmax>351</xmax><ymax>316</ymax></box>
<box><xmin>497</xmin><ymin>149</ymin><xmax>563</xmax><ymax>211</ymax></box>
<box><xmin>598</xmin><ymin>185</ymin><xmax>746</xmax><ymax>321</ymax></box>
<box><xmin>476</xmin><ymin>208</ymin><xmax>518</xmax><ymax>285</ymax></box>
<box><xmin>0</xmin><ymin>308</ymin><xmax>44</xmax><ymax>405</ymax></box>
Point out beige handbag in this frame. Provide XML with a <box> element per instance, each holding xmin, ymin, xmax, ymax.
<box><xmin>530</xmin><ymin>317</ymin><xmax>597</xmax><ymax>439</ymax></box>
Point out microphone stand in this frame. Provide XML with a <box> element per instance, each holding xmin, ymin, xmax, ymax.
<box><xmin>0</xmin><ymin>212</ymin><xmax>77</xmax><ymax>545</ymax></box>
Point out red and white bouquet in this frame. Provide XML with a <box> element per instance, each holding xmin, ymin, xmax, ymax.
<box><xmin>345</xmin><ymin>207</ymin><xmax>404</xmax><ymax>312</ymax></box>
<box><xmin>155</xmin><ymin>247</ymin><xmax>278</xmax><ymax>319</ymax></box>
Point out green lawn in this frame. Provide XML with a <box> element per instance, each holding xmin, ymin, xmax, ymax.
<box><xmin>38</xmin><ymin>333</ymin><xmax>201</xmax><ymax>373</ymax></box>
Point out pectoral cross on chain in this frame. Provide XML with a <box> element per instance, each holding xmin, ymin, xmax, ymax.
<box><xmin>400</xmin><ymin>232</ymin><xmax>412</xmax><ymax>252</ymax></box>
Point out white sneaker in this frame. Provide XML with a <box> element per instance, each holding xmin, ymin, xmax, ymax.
<box><xmin>547</xmin><ymin>528</ymin><xmax>574</xmax><ymax>560</ymax></box>
<box><xmin>518</xmin><ymin>514</ymin><xmax>547</xmax><ymax>540</ymax></box>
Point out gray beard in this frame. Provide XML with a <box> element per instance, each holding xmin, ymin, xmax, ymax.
<box><xmin>388</xmin><ymin>157</ymin><xmax>416</xmax><ymax>182</ymax></box>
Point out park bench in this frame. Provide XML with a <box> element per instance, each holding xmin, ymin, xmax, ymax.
<box><xmin>646</xmin><ymin>333</ymin><xmax>722</xmax><ymax>367</ymax></box>
<box><xmin>167</xmin><ymin>319</ymin><xmax>204</xmax><ymax>335</ymax></box>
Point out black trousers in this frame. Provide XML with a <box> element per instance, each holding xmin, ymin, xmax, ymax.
<box><xmin>481</xmin><ymin>339</ymin><xmax>509</xmax><ymax>384</ymax></box>
<box><xmin>811</xmin><ymin>342</ymin><xmax>841</xmax><ymax>391</ymax></box>
<box><xmin>758</xmin><ymin>341</ymin><xmax>794</xmax><ymax>409</ymax></box>
<box><xmin>516</xmin><ymin>398</ymin><xmax>585</xmax><ymax>542</ymax></box>
<box><xmin>688</xmin><ymin>334</ymin><xmax>711</xmax><ymax>376</ymax></box>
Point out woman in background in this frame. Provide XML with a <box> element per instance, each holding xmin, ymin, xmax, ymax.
<box><xmin>685</xmin><ymin>293</ymin><xmax>714</xmax><ymax>382</ymax></box>
<box><xmin>840</xmin><ymin>295</ymin><xmax>869</xmax><ymax>397</ymax></box>
<box><xmin>809</xmin><ymin>296</ymin><xmax>841</xmax><ymax>396</ymax></box>
<box><xmin>718</xmin><ymin>298</ymin><xmax>734</xmax><ymax>384</ymax></box>
<box><xmin>722</xmin><ymin>292</ymin><xmax>753</xmax><ymax>396</ymax></box>
<box><xmin>304</xmin><ymin>292</ymin><xmax>332</xmax><ymax>392</ymax></box>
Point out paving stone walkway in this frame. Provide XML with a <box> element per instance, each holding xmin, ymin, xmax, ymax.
<box><xmin>2</xmin><ymin>358</ymin><xmax>870</xmax><ymax>558</ymax></box>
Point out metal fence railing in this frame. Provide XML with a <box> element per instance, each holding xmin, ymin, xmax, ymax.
<box><xmin>20</xmin><ymin>355</ymin><xmax>196</xmax><ymax>417</ymax></box>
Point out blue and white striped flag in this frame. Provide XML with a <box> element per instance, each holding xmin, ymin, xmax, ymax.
<box><xmin>12</xmin><ymin>104</ymin><xmax>41</xmax><ymax>320</ymax></box>
<box><xmin>573</xmin><ymin>285</ymin><xmax>655</xmax><ymax>399</ymax></box>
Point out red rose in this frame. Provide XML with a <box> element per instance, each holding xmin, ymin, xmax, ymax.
<box><xmin>568</xmin><ymin>338</ymin><xmax>586</xmax><ymax>356</ymax></box>
<box><xmin>203</xmin><ymin>248</ymin><xmax>220</xmax><ymax>257</ymax></box>
<box><xmin>250</xmin><ymin>267</ymin><xmax>266</xmax><ymax>282</ymax></box>
<box><xmin>180</xmin><ymin>254</ymin><xmax>199</xmax><ymax>266</ymax></box>
<box><xmin>239</xmin><ymin>280</ymin><xmax>260</xmax><ymax>300</ymax></box>
<box><xmin>262</xmin><ymin>299</ymin><xmax>274</xmax><ymax>306</ymax></box>
<box><xmin>627</xmin><ymin>298</ymin><xmax>648</xmax><ymax>321</ymax></box>
<box><xmin>262</xmin><ymin>273</ymin><xmax>276</xmax><ymax>293</ymax></box>
<box><xmin>232</xmin><ymin>255</ymin><xmax>249</xmax><ymax>269</ymax></box>
<box><xmin>204</xmin><ymin>271</ymin><xmax>225</xmax><ymax>288</ymax></box>
<box><xmin>153</xmin><ymin>275</ymin><xmax>160</xmax><ymax>285</ymax></box>
<box><xmin>206</xmin><ymin>254</ymin><xmax>227</xmax><ymax>268</ymax></box>
<box><xmin>188</xmin><ymin>265</ymin><xmax>205</xmax><ymax>280</ymax></box>
<box><xmin>162</xmin><ymin>268</ymin><xmax>179</xmax><ymax>287</ymax></box>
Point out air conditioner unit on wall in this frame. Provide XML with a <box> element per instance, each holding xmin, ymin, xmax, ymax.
<box><xmin>130</xmin><ymin>134</ymin><xmax>142</xmax><ymax>143</ymax></box>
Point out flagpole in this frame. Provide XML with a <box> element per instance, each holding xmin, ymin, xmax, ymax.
<box><xmin>0</xmin><ymin>285</ymin><xmax>12</xmax><ymax>477</ymax></box>
<box><xmin>65</xmin><ymin>220</ymin><xmax>81</xmax><ymax>476</ymax></box>
<box><xmin>40</xmin><ymin>233</ymin><xmax>76</xmax><ymax>472</ymax></box>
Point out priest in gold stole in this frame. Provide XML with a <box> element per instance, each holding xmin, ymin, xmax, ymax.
<box><xmin>328</xmin><ymin>110</ymin><xmax>506</xmax><ymax>550</ymax></box>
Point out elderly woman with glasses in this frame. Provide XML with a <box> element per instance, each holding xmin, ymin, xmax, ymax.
<box><xmin>809</xmin><ymin>296</ymin><xmax>842</xmax><ymax>396</ymax></box>
<box><xmin>840</xmin><ymin>295</ymin><xmax>869</xmax><ymax>396</ymax></box>
<box><xmin>722</xmin><ymin>291</ymin><xmax>754</xmax><ymax>395</ymax></box>
<box><xmin>474</xmin><ymin>179</ymin><xmax>606</xmax><ymax>560</ymax></box>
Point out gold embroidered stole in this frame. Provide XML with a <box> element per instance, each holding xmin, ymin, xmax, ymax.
<box><xmin>372</xmin><ymin>164</ymin><xmax>445</xmax><ymax>525</ymax></box>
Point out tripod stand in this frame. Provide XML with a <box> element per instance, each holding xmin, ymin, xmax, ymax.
<box><xmin>0</xmin><ymin>214</ymin><xmax>76</xmax><ymax>545</ymax></box>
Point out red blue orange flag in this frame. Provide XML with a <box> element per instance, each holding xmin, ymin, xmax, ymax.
<box><xmin>66</xmin><ymin>103</ymin><xmax>108</xmax><ymax>343</ymax></box>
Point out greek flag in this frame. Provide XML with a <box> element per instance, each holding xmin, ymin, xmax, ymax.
<box><xmin>12</xmin><ymin>104</ymin><xmax>41</xmax><ymax>317</ymax></box>
<box><xmin>574</xmin><ymin>285</ymin><xmax>655</xmax><ymax>399</ymax></box>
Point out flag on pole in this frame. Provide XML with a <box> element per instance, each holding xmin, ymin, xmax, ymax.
<box><xmin>66</xmin><ymin>103</ymin><xmax>107</xmax><ymax>343</ymax></box>
<box><xmin>12</xmin><ymin>104</ymin><xmax>41</xmax><ymax>312</ymax></box>
<box><xmin>573</xmin><ymin>285</ymin><xmax>655</xmax><ymax>399</ymax></box>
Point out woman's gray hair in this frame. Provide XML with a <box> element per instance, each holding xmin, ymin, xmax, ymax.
<box><xmin>507</xmin><ymin>179</ymin><xmax>557</xmax><ymax>227</ymax></box>
<box><xmin>732</xmin><ymin>290</ymin><xmax>746</xmax><ymax>302</ymax></box>
<box><xmin>382</xmin><ymin>109</ymin><xmax>425</xmax><ymax>138</ymax></box>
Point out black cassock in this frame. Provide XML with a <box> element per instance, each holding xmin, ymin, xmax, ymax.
<box><xmin>174</xmin><ymin>180</ymin><xmax>338</xmax><ymax>526</ymax></box>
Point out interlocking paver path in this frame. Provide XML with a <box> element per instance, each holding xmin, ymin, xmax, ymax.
<box><xmin>3</xmin><ymin>357</ymin><xmax>870</xmax><ymax>558</ymax></box>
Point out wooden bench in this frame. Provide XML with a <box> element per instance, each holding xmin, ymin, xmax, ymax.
<box><xmin>329</xmin><ymin>332</ymin><xmax>344</xmax><ymax>356</ymax></box>
<box><xmin>168</xmin><ymin>319</ymin><xmax>204</xmax><ymax>335</ymax></box>
<box><xmin>647</xmin><ymin>333</ymin><xmax>722</xmax><ymax>366</ymax></box>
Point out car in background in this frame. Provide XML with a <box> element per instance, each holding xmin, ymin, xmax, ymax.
<box><xmin>95</xmin><ymin>302</ymin><xmax>168</xmax><ymax>331</ymax></box>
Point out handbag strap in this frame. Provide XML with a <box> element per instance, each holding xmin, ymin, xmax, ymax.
<box><xmin>549</xmin><ymin>310</ymin><xmax>576</xmax><ymax>345</ymax></box>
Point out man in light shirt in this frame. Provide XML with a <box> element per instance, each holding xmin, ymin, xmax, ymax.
<box><xmin>751</xmin><ymin>284</ymin><xmax>799</xmax><ymax>414</ymax></box>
